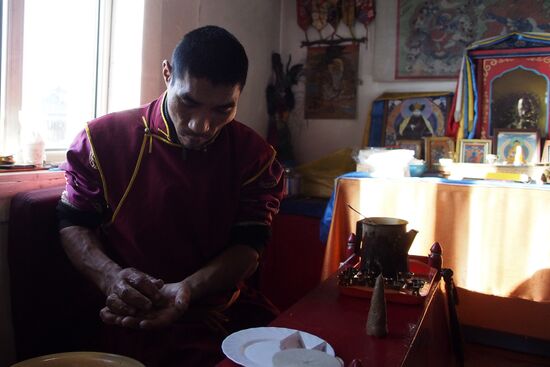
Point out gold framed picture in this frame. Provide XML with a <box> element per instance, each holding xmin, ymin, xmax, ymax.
<box><xmin>424</xmin><ymin>136</ymin><xmax>455</xmax><ymax>171</ymax></box>
<box><xmin>458</xmin><ymin>139</ymin><xmax>492</xmax><ymax>163</ymax></box>
<box><xmin>493</xmin><ymin>128</ymin><xmax>540</xmax><ymax>164</ymax></box>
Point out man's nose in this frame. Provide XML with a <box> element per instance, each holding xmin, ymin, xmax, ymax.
<box><xmin>188</xmin><ymin>116</ymin><xmax>210</xmax><ymax>134</ymax></box>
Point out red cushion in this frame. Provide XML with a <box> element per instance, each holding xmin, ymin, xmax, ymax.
<box><xmin>8</xmin><ymin>186</ymin><xmax>102</xmax><ymax>361</ymax></box>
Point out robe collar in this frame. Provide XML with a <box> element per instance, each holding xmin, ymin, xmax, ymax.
<box><xmin>145</xmin><ymin>92</ymin><xmax>178</xmax><ymax>144</ymax></box>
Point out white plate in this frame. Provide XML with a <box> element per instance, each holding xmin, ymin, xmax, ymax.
<box><xmin>222</xmin><ymin>327</ymin><xmax>335</xmax><ymax>367</ymax></box>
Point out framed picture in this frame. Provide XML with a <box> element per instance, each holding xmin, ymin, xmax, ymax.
<box><xmin>305</xmin><ymin>44</ymin><xmax>359</xmax><ymax>119</ymax></box>
<box><xmin>396</xmin><ymin>0</ymin><xmax>550</xmax><ymax>79</ymax></box>
<box><xmin>386</xmin><ymin>96</ymin><xmax>448</xmax><ymax>144</ymax></box>
<box><xmin>366</xmin><ymin>92</ymin><xmax>453</xmax><ymax>148</ymax></box>
<box><xmin>425</xmin><ymin>137</ymin><xmax>455</xmax><ymax>171</ymax></box>
<box><xmin>395</xmin><ymin>139</ymin><xmax>423</xmax><ymax>159</ymax></box>
<box><xmin>493</xmin><ymin>129</ymin><xmax>540</xmax><ymax>164</ymax></box>
<box><xmin>458</xmin><ymin>139</ymin><xmax>492</xmax><ymax>163</ymax></box>
<box><xmin>541</xmin><ymin>140</ymin><xmax>550</xmax><ymax>163</ymax></box>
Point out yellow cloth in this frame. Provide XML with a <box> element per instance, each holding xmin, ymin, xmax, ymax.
<box><xmin>295</xmin><ymin>148</ymin><xmax>356</xmax><ymax>198</ymax></box>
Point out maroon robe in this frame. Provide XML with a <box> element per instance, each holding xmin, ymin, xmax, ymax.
<box><xmin>62</xmin><ymin>94</ymin><xmax>284</xmax><ymax>366</ymax></box>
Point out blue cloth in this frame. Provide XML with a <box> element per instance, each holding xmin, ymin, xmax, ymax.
<box><xmin>367</xmin><ymin>100</ymin><xmax>386</xmax><ymax>147</ymax></box>
<box><xmin>319</xmin><ymin>172</ymin><xmax>550</xmax><ymax>244</ymax></box>
<box><xmin>279</xmin><ymin>196</ymin><xmax>328</xmax><ymax>218</ymax></box>
<box><xmin>320</xmin><ymin>172</ymin><xmax>372</xmax><ymax>243</ymax></box>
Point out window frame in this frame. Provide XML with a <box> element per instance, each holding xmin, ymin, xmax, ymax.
<box><xmin>1</xmin><ymin>0</ymin><xmax>24</xmax><ymax>153</ymax></box>
<box><xmin>0</xmin><ymin>0</ymin><xmax>128</xmax><ymax>159</ymax></box>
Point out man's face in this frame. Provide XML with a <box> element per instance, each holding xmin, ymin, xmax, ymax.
<box><xmin>163</xmin><ymin>61</ymin><xmax>241</xmax><ymax>150</ymax></box>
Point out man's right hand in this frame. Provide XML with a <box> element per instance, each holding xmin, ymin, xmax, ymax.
<box><xmin>100</xmin><ymin>280</ymin><xmax>191</xmax><ymax>329</ymax></box>
<box><xmin>103</xmin><ymin>267</ymin><xmax>164</xmax><ymax>318</ymax></box>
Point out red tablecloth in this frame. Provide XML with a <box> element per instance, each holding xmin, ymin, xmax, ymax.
<box><xmin>218</xmin><ymin>260</ymin><xmax>452</xmax><ymax>367</ymax></box>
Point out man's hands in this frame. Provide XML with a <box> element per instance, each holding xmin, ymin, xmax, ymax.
<box><xmin>59</xmin><ymin>226</ymin><xmax>258</xmax><ymax>330</ymax></box>
<box><xmin>100</xmin><ymin>268</ymin><xmax>190</xmax><ymax>329</ymax></box>
<box><xmin>59</xmin><ymin>227</ymin><xmax>193</xmax><ymax>330</ymax></box>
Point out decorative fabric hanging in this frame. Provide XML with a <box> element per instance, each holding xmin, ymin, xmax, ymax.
<box><xmin>297</xmin><ymin>0</ymin><xmax>374</xmax><ymax>48</ymax></box>
<box><xmin>356</xmin><ymin>0</ymin><xmax>375</xmax><ymax>30</ymax></box>
<box><xmin>341</xmin><ymin>0</ymin><xmax>356</xmax><ymax>38</ymax></box>
<box><xmin>296</xmin><ymin>0</ymin><xmax>312</xmax><ymax>40</ymax></box>
<box><xmin>311</xmin><ymin>0</ymin><xmax>329</xmax><ymax>34</ymax></box>
<box><xmin>327</xmin><ymin>0</ymin><xmax>341</xmax><ymax>36</ymax></box>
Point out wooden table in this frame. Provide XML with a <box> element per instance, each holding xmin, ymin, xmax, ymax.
<box><xmin>322</xmin><ymin>175</ymin><xmax>550</xmax><ymax>341</ymax></box>
<box><xmin>218</xmin><ymin>258</ymin><xmax>453</xmax><ymax>367</ymax></box>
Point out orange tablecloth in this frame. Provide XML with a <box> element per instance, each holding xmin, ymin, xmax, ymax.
<box><xmin>323</xmin><ymin>176</ymin><xmax>550</xmax><ymax>340</ymax></box>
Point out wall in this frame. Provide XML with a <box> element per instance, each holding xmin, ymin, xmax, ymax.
<box><xmin>140</xmin><ymin>0</ymin><xmax>282</xmax><ymax>137</ymax></box>
<box><xmin>279</xmin><ymin>0</ymin><xmax>457</xmax><ymax>165</ymax></box>
<box><xmin>139</xmin><ymin>0</ymin><xmax>458</xmax><ymax>166</ymax></box>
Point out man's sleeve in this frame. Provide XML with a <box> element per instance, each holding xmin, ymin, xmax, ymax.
<box><xmin>231</xmin><ymin>148</ymin><xmax>284</xmax><ymax>253</ymax></box>
<box><xmin>57</xmin><ymin>129</ymin><xmax>107</xmax><ymax>229</ymax></box>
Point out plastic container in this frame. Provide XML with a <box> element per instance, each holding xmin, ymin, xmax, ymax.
<box><xmin>355</xmin><ymin>148</ymin><xmax>414</xmax><ymax>178</ymax></box>
<box><xmin>21</xmin><ymin>132</ymin><xmax>45</xmax><ymax>167</ymax></box>
<box><xmin>283</xmin><ymin>167</ymin><xmax>301</xmax><ymax>197</ymax></box>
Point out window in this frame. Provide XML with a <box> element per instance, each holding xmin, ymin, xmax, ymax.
<box><xmin>0</xmin><ymin>0</ymin><xmax>144</xmax><ymax>158</ymax></box>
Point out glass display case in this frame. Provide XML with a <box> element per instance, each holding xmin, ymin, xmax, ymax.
<box><xmin>472</xmin><ymin>45</ymin><xmax>550</xmax><ymax>138</ymax></box>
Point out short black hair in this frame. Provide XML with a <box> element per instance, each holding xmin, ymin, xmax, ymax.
<box><xmin>171</xmin><ymin>25</ymin><xmax>248</xmax><ymax>89</ymax></box>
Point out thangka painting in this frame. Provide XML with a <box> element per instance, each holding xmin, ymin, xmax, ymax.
<box><xmin>305</xmin><ymin>44</ymin><xmax>359</xmax><ymax>119</ymax></box>
<box><xmin>383</xmin><ymin>95</ymin><xmax>450</xmax><ymax>147</ymax></box>
<box><xmin>396</xmin><ymin>0</ymin><xmax>550</xmax><ymax>79</ymax></box>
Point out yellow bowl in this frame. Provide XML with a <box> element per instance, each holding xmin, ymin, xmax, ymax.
<box><xmin>11</xmin><ymin>352</ymin><xmax>145</xmax><ymax>367</ymax></box>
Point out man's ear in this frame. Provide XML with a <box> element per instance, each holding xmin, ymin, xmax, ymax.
<box><xmin>162</xmin><ymin>60</ymin><xmax>172</xmax><ymax>86</ymax></box>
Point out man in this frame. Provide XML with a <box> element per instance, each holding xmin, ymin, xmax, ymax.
<box><xmin>57</xmin><ymin>25</ymin><xmax>284</xmax><ymax>366</ymax></box>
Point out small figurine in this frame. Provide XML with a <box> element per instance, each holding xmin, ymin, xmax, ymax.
<box><xmin>428</xmin><ymin>241</ymin><xmax>442</xmax><ymax>271</ymax></box>
<box><xmin>508</xmin><ymin>96</ymin><xmax>538</xmax><ymax>130</ymax></box>
<box><xmin>541</xmin><ymin>168</ymin><xmax>550</xmax><ymax>183</ymax></box>
<box><xmin>366</xmin><ymin>274</ymin><xmax>388</xmax><ymax>337</ymax></box>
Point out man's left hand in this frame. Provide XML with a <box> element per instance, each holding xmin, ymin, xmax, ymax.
<box><xmin>100</xmin><ymin>281</ymin><xmax>191</xmax><ymax>329</ymax></box>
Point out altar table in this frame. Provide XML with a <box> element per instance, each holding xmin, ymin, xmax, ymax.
<box><xmin>217</xmin><ymin>259</ymin><xmax>453</xmax><ymax>367</ymax></box>
<box><xmin>322</xmin><ymin>175</ymin><xmax>550</xmax><ymax>341</ymax></box>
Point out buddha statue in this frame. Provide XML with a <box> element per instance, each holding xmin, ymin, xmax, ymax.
<box><xmin>509</xmin><ymin>96</ymin><xmax>538</xmax><ymax>130</ymax></box>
